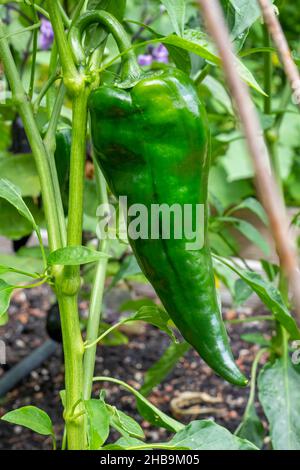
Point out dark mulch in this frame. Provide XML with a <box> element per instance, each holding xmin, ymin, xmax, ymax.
<box><xmin>0</xmin><ymin>285</ymin><xmax>270</xmax><ymax>450</ymax></box>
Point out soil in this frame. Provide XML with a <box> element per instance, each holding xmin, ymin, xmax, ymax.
<box><xmin>0</xmin><ymin>284</ymin><xmax>271</xmax><ymax>450</ymax></box>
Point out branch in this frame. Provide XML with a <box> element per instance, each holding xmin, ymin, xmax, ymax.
<box><xmin>198</xmin><ymin>0</ymin><xmax>300</xmax><ymax>320</ymax></box>
<box><xmin>258</xmin><ymin>0</ymin><xmax>300</xmax><ymax>108</ymax></box>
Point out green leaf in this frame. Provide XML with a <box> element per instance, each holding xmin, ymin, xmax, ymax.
<box><xmin>235</xmin><ymin>402</ymin><xmax>264</xmax><ymax>449</ymax></box>
<box><xmin>140</xmin><ymin>341</ymin><xmax>190</xmax><ymax>397</ymax></box>
<box><xmin>208</xmin><ymin>164</ymin><xmax>253</xmax><ymax>209</ymax></box>
<box><xmin>0</xmin><ymin>154</ymin><xmax>40</xmax><ymax>197</ymax></box>
<box><xmin>103</xmin><ymin>436</ymin><xmax>144</xmax><ymax>450</ymax></box>
<box><xmin>222</xmin><ymin>138</ymin><xmax>254</xmax><ymax>181</ymax></box>
<box><xmin>99</xmin><ymin>322</ymin><xmax>128</xmax><ymax>346</ymax></box>
<box><xmin>0</xmin><ymin>199</ymin><xmax>34</xmax><ymax>240</ymax></box>
<box><xmin>0</xmin><ymin>311</ymin><xmax>9</xmax><ymax>326</ymax></box>
<box><xmin>85</xmin><ymin>399</ymin><xmax>110</xmax><ymax>450</ymax></box>
<box><xmin>87</xmin><ymin>0</ymin><xmax>126</xmax><ymax>20</ymax></box>
<box><xmin>0</xmin><ymin>279</ymin><xmax>14</xmax><ymax>319</ymax></box>
<box><xmin>120</xmin><ymin>298</ymin><xmax>157</xmax><ymax>313</ymax></box>
<box><xmin>229</xmin><ymin>0</ymin><xmax>264</xmax><ymax>40</ymax></box>
<box><xmin>161</xmin><ymin>0</ymin><xmax>186</xmax><ymax>36</ymax></box>
<box><xmin>162</xmin><ymin>30</ymin><xmax>265</xmax><ymax>94</ymax></box>
<box><xmin>166</xmin><ymin>44</ymin><xmax>191</xmax><ymax>74</ymax></box>
<box><xmin>108</xmin><ymin>406</ymin><xmax>145</xmax><ymax>440</ymax></box>
<box><xmin>0</xmin><ymin>179</ymin><xmax>38</xmax><ymax>231</ymax></box>
<box><xmin>258</xmin><ymin>357</ymin><xmax>300</xmax><ymax>450</ymax></box>
<box><xmin>202</xmin><ymin>76</ymin><xmax>234</xmax><ymax>115</ymax></box>
<box><xmin>214</xmin><ymin>257</ymin><xmax>300</xmax><ymax>340</ymax></box>
<box><xmin>94</xmin><ymin>377</ymin><xmax>183</xmax><ymax>433</ymax></box>
<box><xmin>108</xmin><ymin>255</ymin><xmax>141</xmax><ymax>290</ymax></box>
<box><xmin>168</xmin><ymin>420</ymin><xmax>258</xmax><ymax>450</ymax></box>
<box><xmin>229</xmin><ymin>197</ymin><xmax>268</xmax><ymax>225</ymax></box>
<box><xmin>233</xmin><ymin>219</ymin><xmax>270</xmax><ymax>256</ymax></box>
<box><xmin>47</xmin><ymin>246</ymin><xmax>109</xmax><ymax>266</ymax></box>
<box><xmin>241</xmin><ymin>333</ymin><xmax>271</xmax><ymax>347</ymax></box>
<box><xmin>127</xmin><ymin>306</ymin><xmax>176</xmax><ymax>341</ymax></box>
<box><xmin>260</xmin><ymin>259</ymin><xmax>279</xmax><ymax>282</ymax></box>
<box><xmin>1</xmin><ymin>406</ymin><xmax>54</xmax><ymax>437</ymax></box>
<box><xmin>0</xmin><ymin>252</ymin><xmax>44</xmax><ymax>285</ymax></box>
<box><xmin>234</xmin><ymin>278</ymin><xmax>253</xmax><ymax>306</ymax></box>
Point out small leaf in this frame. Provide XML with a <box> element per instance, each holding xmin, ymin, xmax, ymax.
<box><xmin>229</xmin><ymin>197</ymin><xmax>268</xmax><ymax>225</ymax></box>
<box><xmin>161</xmin><ymin>0</ymin><xmax>186</xmax><ymax>36</ymax></box>
<box><xmin>120</xmin><ymin>298</ymin><xmax>157</xmax><ymax>312</ymax></box>
<box><xmin>168</xmin><ymin>420</ymin><xmax>258</xmax><ymax>450</ymax></box>
<box><xmin>87</xmin><ymin>0</ymin><xmax>126</xmax><ymax>20</ymax></box>
<box><xmin>202</xmin><ymin>75</ymin><xmax>233</xmax><ymax>115</ymax></box>
<box><xmin>234</xmin><ymin>278</ymin><xmax>253</xmax><ymax>306</ymax></box>
<box><xmin>0</xmin><ymin>179</ymin><xmax>38</xmax><ymax>229</ymax></box>
<box><xmin>258</xmin><ymin>357</ymin><xmax>300</xmax><ymax>450</ymax></box>
<box><xmin>94</xmin><ymin>377</ymin><xmax>183</xmax><ymax>433</ymax></box>
<box><xmin>232</xmin><ymin>219</ymin><xmax>270</xmax><ymax>256</ymax></box>
<box><xmin>47</xmin><ymin>246</ymin><xmax>109</xmax><ymax>266</ymax></box>
<box><xmin>241</xmin><ymin>333</ymin><xmax>271</xmax><ymax>347</ymax></box>
<box><xmin>103</xmin><ymin>436</ymin><xmax>144</xmax><ymax>450</ymax></box>
<box><xmin>85</xmin><ymin>399</ymin><xmax>110</xmax><ymax>450</ymax></box>
<box><xmin>235</xmin><ymin>402</ymin><xmax>265</xmax><ymax>449</ymax></box>
<box><xmin>0</xmin><ymin>311</ymin><xmax>9</xmax><ymax>326</ymax></box>
<box><xmin>140</xmin><ymin>341</ymin><xmax>190</xmax><ymax>397</ymax></box>
<box><xmin>108</xmin><ymin>406</ymin><xmax>145</xmax><ymax>440</ymax></box>
<box><xmin>0</xmin><ymin>279</ymin><xmax>14</xmax><ymax>318</ymax></box>
<box><xmin>99</xmin><ymin>322</ymin><xmax>128</xmax><ymax>346</ymax></box>
<box><xmin>108</xmin><ymin>255</ymin><xmax>141</xmax><ymax>290</ymax></box>
<box><xmin>1</xmin><ymin>406</ymin><xmax>54</xmax><ymax>436</ymax></box>
<box><xmin>214</xmin><ymin>257</ymin><xmax>300</xmax><ymax>340</ymax></box>
<box><xmin>0</xmin><ymin>153</ymin><xmax>40</xmax><ymax>197</ymax></box>
<box><xmin>126</xmin><ymin>306</ymin><xmax>176</xmax><ymax>341</ymax></box>
<box><xmin>162</xmin><ymin>30</ymin><xmax>265</xmax><ymax>94</ymax></box>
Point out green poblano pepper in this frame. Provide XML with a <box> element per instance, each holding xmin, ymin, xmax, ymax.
<box><xmin>71</xmin><ymin>11</ymin><xmax>248</xmax><ymax>386</ymax></box>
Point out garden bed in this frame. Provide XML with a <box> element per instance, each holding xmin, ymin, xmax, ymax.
<box><xmin>0</xmin><ymin>285</ymin><xmax>270</xmax><ymax>450</ymax></box>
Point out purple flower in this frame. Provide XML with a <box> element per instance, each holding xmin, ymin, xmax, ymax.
<box><xmin>138</xmin><ymin>54</ymin><xmax>153</xmax><ymax>66</ymax></box>
<box><xmin>39</xmin><ymin>19</ymin><xmax>54</xmax><ymax>50</ymax></box>
<box><xmin>152</xmin><ymin>44</ymin><xmax>169</xmax><ymax>64</ymax></box>
<box><xmin>138</xmin><ymin>44</ymin><xmax>169</xmax><ymax>67</ymax></box>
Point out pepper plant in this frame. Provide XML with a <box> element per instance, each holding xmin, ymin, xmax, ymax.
<box><xmin>0</xmin><ymin>0</ymin><xmax>299</xmax><ymax>451</ymax></box>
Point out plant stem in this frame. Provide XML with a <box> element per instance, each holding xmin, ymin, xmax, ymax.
<box><xmin>33</xmin><ymin>72</ymin><xmax>61</xmax><ymax>113</ymax></box>
<box><xmin>83</xmin><ymin>168</ymin><xmax>109</xmax><ymax>400</ymax></box>
<box><xmin>46</xmin><ymin>42</ymin><xmax>59</xmax><ymax>118</ymax></box>
<box><xmin>235</xmin><ymin>348</ymin><xmax>268</xmax><ymax>437</ymax></box>
<box><xmin>262</xmin><ymin>25</ymin><xmax>284</xmax><ymax>197</ymax></box>
<box><xmin>58</xmin><ymin>87</ymin><xmax>89</xmax><ymax>448</ymax></box>
<box><xmin>55</xmin><ymin>291</ymin><xmax>85</xmax><ymax>450</ymax></box>
<box><xmin>84</xmin><ymin>318</ymin><xmax>126</xmax><ymax>350</ymax></box>
<box><xmin>44</xmin><ymin>82</ymin><xmax>66</xmax><ymax>152</ymax></box>
<box><xmin>263</xmin><ymin>26</ymin><xmax>272</xmax><ymax>115</ymax></box>
<box><xmin>0</xmin><ymin>20</ymin><xmax>65</xmax><ymax>252</ymax></box>
<box><xmin>47</xmin><ymin>0</ymin><xmax>84</xmax><ymax>94</ymax></box>
<box><xmin>247</xmin><ymin>348</ymin><xmax>268</xmax><ymax>406</ymax></box>
<box><xmin>28</xmin><ymin>2</ymin><xmax>39</xmax><ymax>100</ymax></box>
<box><xmin>67</xmin><ymin>90</ymin><xmax>89</xmax><ymax>248</ymax></box>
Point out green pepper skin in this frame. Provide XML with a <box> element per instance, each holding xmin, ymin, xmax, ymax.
<box><xmin>89</xmin><ymin>68</ymin><xmax>247</xmax><ymax>387</ymax></box>
<box><xmin>54</xmin><ymin>127</ymin><xmax>71</xmax><ymax>211</ymax></box>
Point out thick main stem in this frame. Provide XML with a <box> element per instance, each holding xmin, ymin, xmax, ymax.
<box><xmin>55</xmin><ymin>290</ymin><xmax>85</xmax><ymax>450</ymax></box>
<box><xmin>58</xmin><ymin>89</ymin><xmax>89</xmax><ymax>449</ymax></box>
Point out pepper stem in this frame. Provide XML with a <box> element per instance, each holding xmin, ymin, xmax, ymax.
<box><xmin>69</xmin><ymin>10</ymin><xmax>141</xmax><ymax>83</ymax></box>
